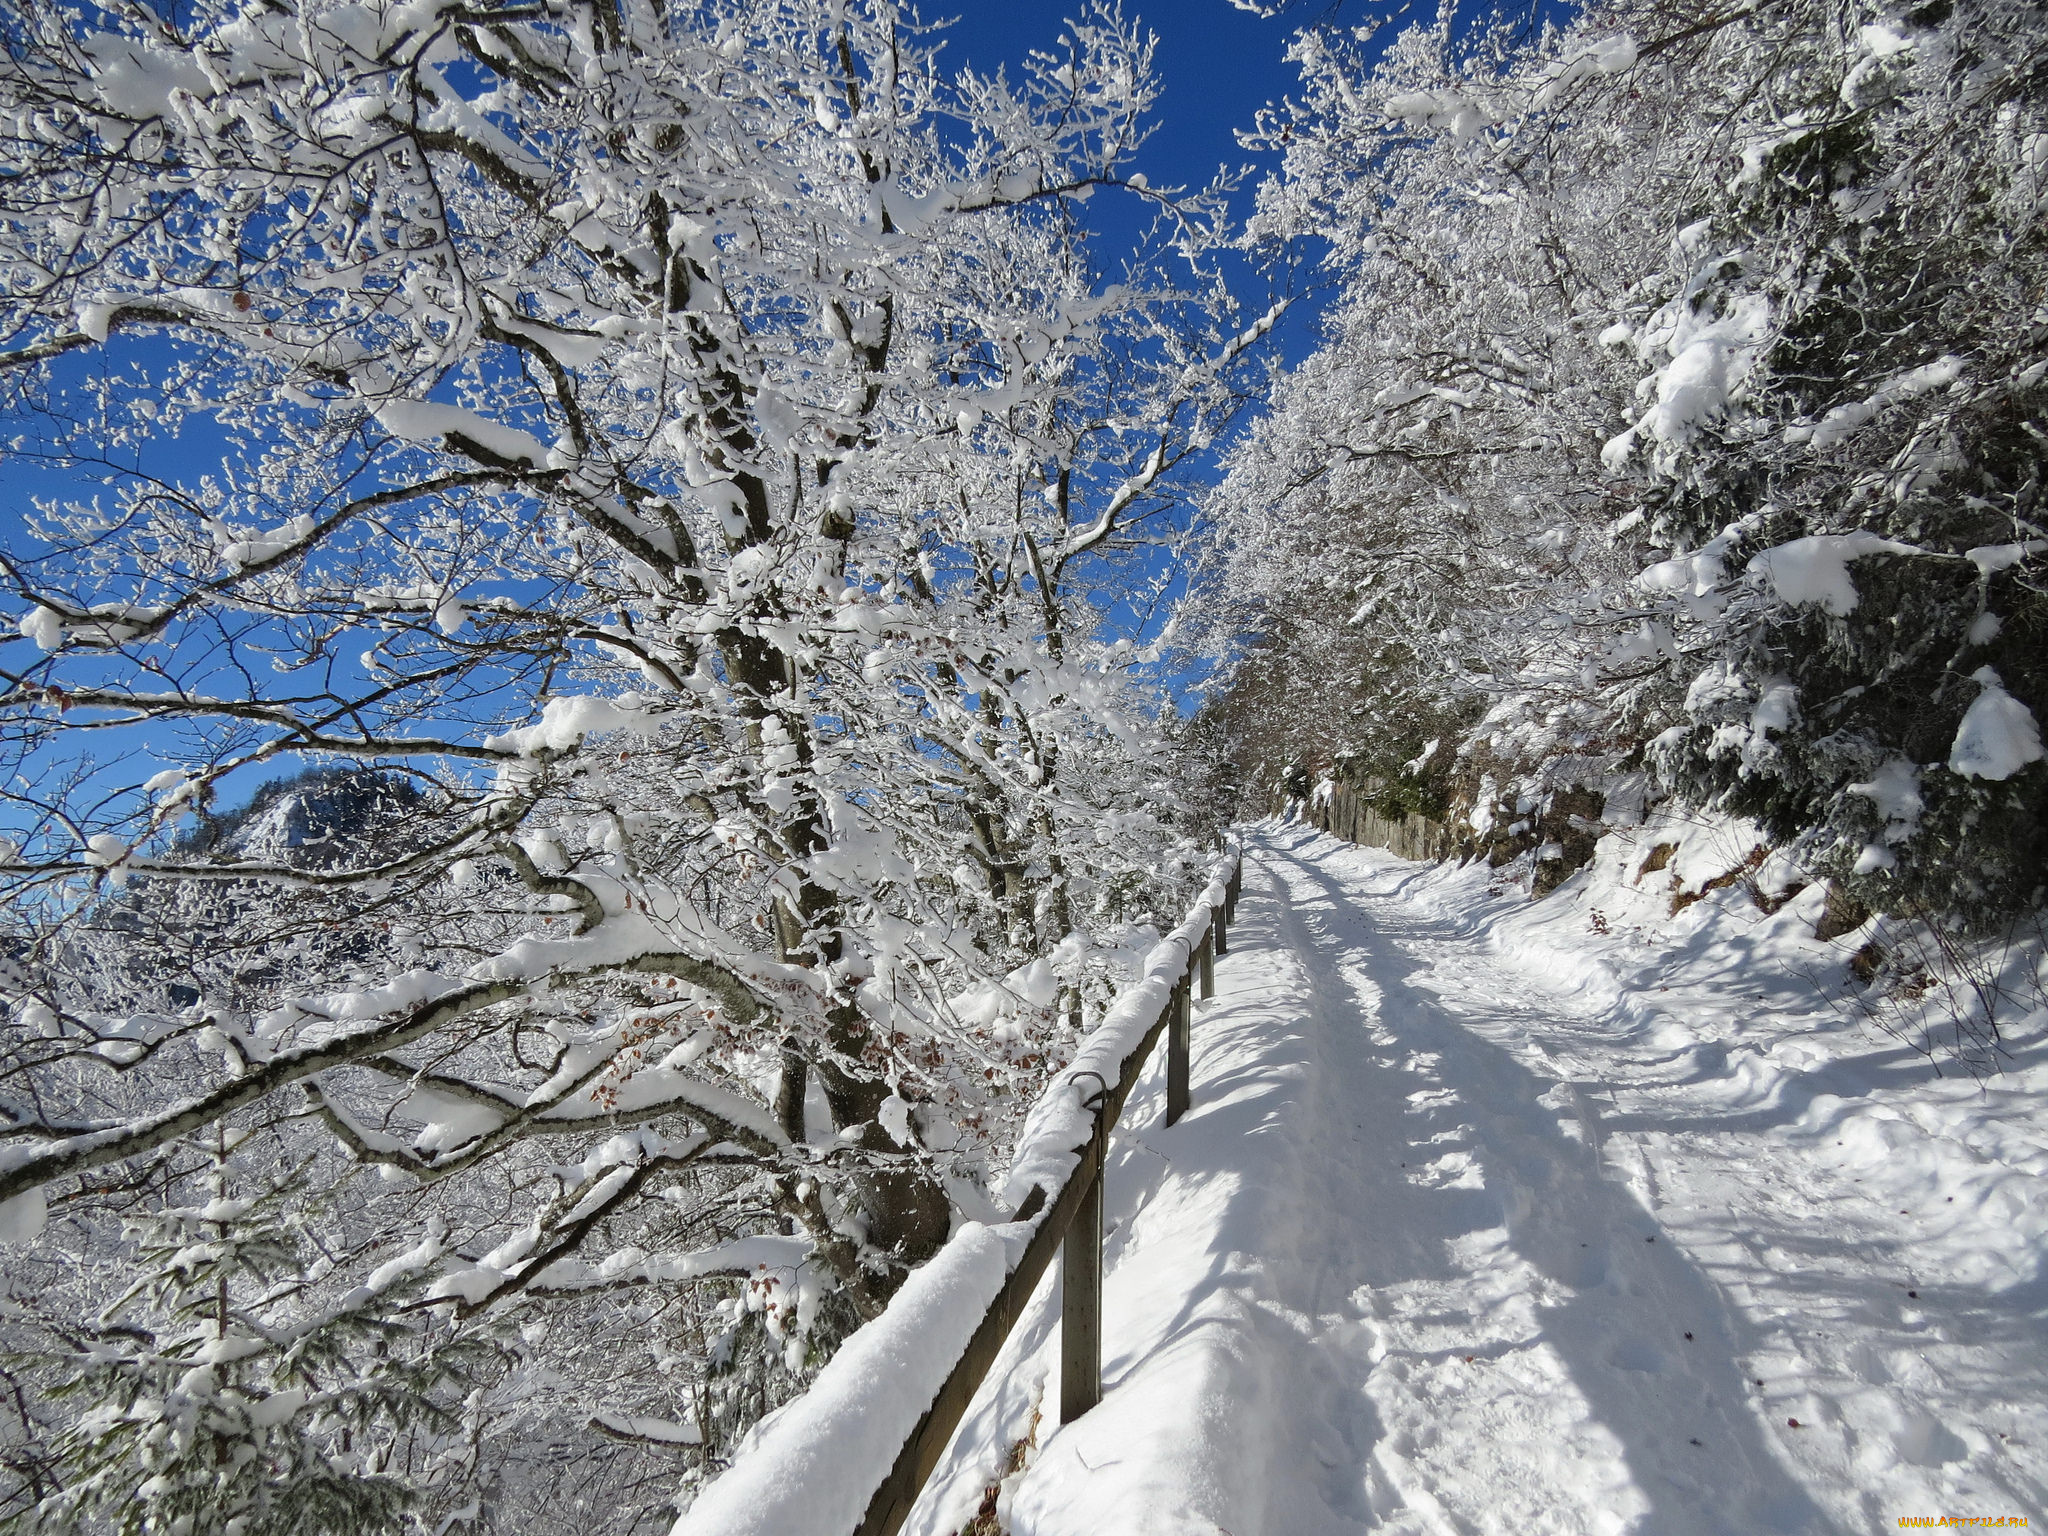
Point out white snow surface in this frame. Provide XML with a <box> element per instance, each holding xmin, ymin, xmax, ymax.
<box><xmin>897</xmin><ymin>826</ymin><xmax>2047</xmax><ymax>1536</ymax></box>
<box><xmin>373</xmin><ymin>398</ymin><xmax>551</xmax><ymax>468</ymax></box>
<box><xmin>1949</xmin><ymin>668</ymin><xmax>2045</xmax><ymax>782</ymax></box>
<box><xmin>0</xmin><ymin>1186</ymin><xmax>46</xmax><ymax>1246</ymax></box>
<box><xmin>17</xmin><ymin>606</ymin><xmax>64</xmax><ymax>651</ymax></box>
<box><xmin>997</xmin><ymin>881</ymin><xmax>1221</xmax><ymax>1212</ymax></box>
<box><xmin>483</xmin><ymin>692</ymin><xmax>666</xmax><ymax>755</ymax></box>
<box><xmin>1747</xmin><ymin>532</ymin><xmax>1919</xmax><ymax>616</ymax></box>
<box><xmin>1802</xmin><ymin>356</ymin><xmax>1963</xmax><ymax>452</ymax></box>
<box><xmin>1846</xmin><ymin>758</ymin><xmax>1924</xmax><ymax>842</ymax></box>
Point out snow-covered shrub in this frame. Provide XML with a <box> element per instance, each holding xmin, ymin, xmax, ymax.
<box><xmin>4</xmin><ymin>1142</ymin><xmax>501</xmax><ymax>1536</ymax></box>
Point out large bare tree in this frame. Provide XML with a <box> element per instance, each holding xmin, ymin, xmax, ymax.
<box><xmin>0</xmin><ymin>0</ymin><xmax>1273</xmax><ymax>1527</ymax></box>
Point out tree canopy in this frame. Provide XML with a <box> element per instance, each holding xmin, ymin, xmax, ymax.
<box><xmin>1201</xmin><ymin>0</ymin><xmax>2046</xmax><ymax>928</ymax></box>
<box><xmin>0</xmin><ymin>0</ymin><xmax>1268</xmax><ymax>1526</ymax></box>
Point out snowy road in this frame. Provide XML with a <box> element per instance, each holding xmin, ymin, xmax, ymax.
<box><xmin>909</xmin><ymin>826</ymin><xmax>2048</xmax><ymax>1536</ymax></box>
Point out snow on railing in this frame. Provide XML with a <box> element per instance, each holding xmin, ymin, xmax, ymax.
<box><xmin>673</xmin><ymin>845</ymin><xmax>1244</xmax><ymax>1536</ymax></box>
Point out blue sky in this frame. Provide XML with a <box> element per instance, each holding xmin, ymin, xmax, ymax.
<box><xmin>930</xmin><ymin>3</ymin><xmax>1353</xmax><ymax>660</ymax></box>
<box><xmin>942</xmin><ymin>1</ymin><xmax>1342</xmax><ymax>355</ymax></box>
<box><xmin>0</xmin><ymin>1</ymin><xmax>1371</xmax><ymax>831</ymax></box>
<box><xmin>941</xmin><ymin>1</ymin><xmax>1312</xmax><ymax>216</ymax></box>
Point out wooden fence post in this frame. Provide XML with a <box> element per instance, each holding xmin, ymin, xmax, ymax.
<box><xmin>1165</xmin><ymin>976</ymin><xmax>1192</xmax><ymax>1127</ymax></box>
<box><xmin>1198</xmin><ymin>932</ymin><xmax>1215</xmax><ymax>1001</ymax></box>
<box><xmin>1059</xmin><ymin>1126</ymin><xmax>1104</xmax><ymax>1424</ymax></box>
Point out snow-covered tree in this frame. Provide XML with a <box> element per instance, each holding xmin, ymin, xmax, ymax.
<box><xmin>6</xmin><ymin>1130</ymin><xmax>499</xmax><ymax>1536</ymax></box>
<box><xmin>0</xmin><ymin>0</ymin><xmax>1272</xmax><ymax>1524</ymax></box>
<box><xmin>1201</xmin><ymin>0</ymin><xmax>2046</xmax><ymax>923</ymax></box>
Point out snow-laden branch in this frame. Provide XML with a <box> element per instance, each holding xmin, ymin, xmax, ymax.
<box><xmin>1056</xmin><ymin>300</ymin><xmax>1287</xmax><ymax>573</ymax></box>
<box><xmin>0</xmin><ymin>974</ymin><xmax>521</xmax><ymax>1207</ymax></box>
<box><xmin>0</xmin><ymin>937</ymin><xmax>783</xmax><ymax>1207</ymax></box>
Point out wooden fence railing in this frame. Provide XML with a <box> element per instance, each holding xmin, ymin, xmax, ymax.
<box><xmin>676</xmin><ymin>846</ymin><xmax>1245</xmax><ymax>1536</ymax></box>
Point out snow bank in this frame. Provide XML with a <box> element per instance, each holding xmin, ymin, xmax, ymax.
<box><xmin>930</xmin><ymin>826</ymin><xmax>2048</xmax><ymax>1536</ymax></box>
<box><xmin>673</xmin><ymin>849</ymin><xmax>1237</xmax><ymax>1536</ymax></box>
<box><xmin>999</xmin><ymin>870</ymin><xmax>1225</xmax><ymax>1210</ymax></box>
<box><xmin>673</xmin><ymin>1223</ymin><xmax>1020</xmax><ymax>1536</ymax></box>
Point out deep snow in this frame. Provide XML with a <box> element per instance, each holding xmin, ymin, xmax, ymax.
<box><xmin>902</xmin><ymin>825</ymin><xmax>2048</xmax><ymax>1535</ymax></box>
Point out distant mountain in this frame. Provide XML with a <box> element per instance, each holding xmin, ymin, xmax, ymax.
<box><xmin>177</xmin><ymin>766</ymin><xmax>433</xmax><ymax>871</ymax></box>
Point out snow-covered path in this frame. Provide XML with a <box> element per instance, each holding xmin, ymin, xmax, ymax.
<box><xmin>909</xmin><ymin>826</ymin><xmax>2047</xmax><ymax>1536</ymax></box>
